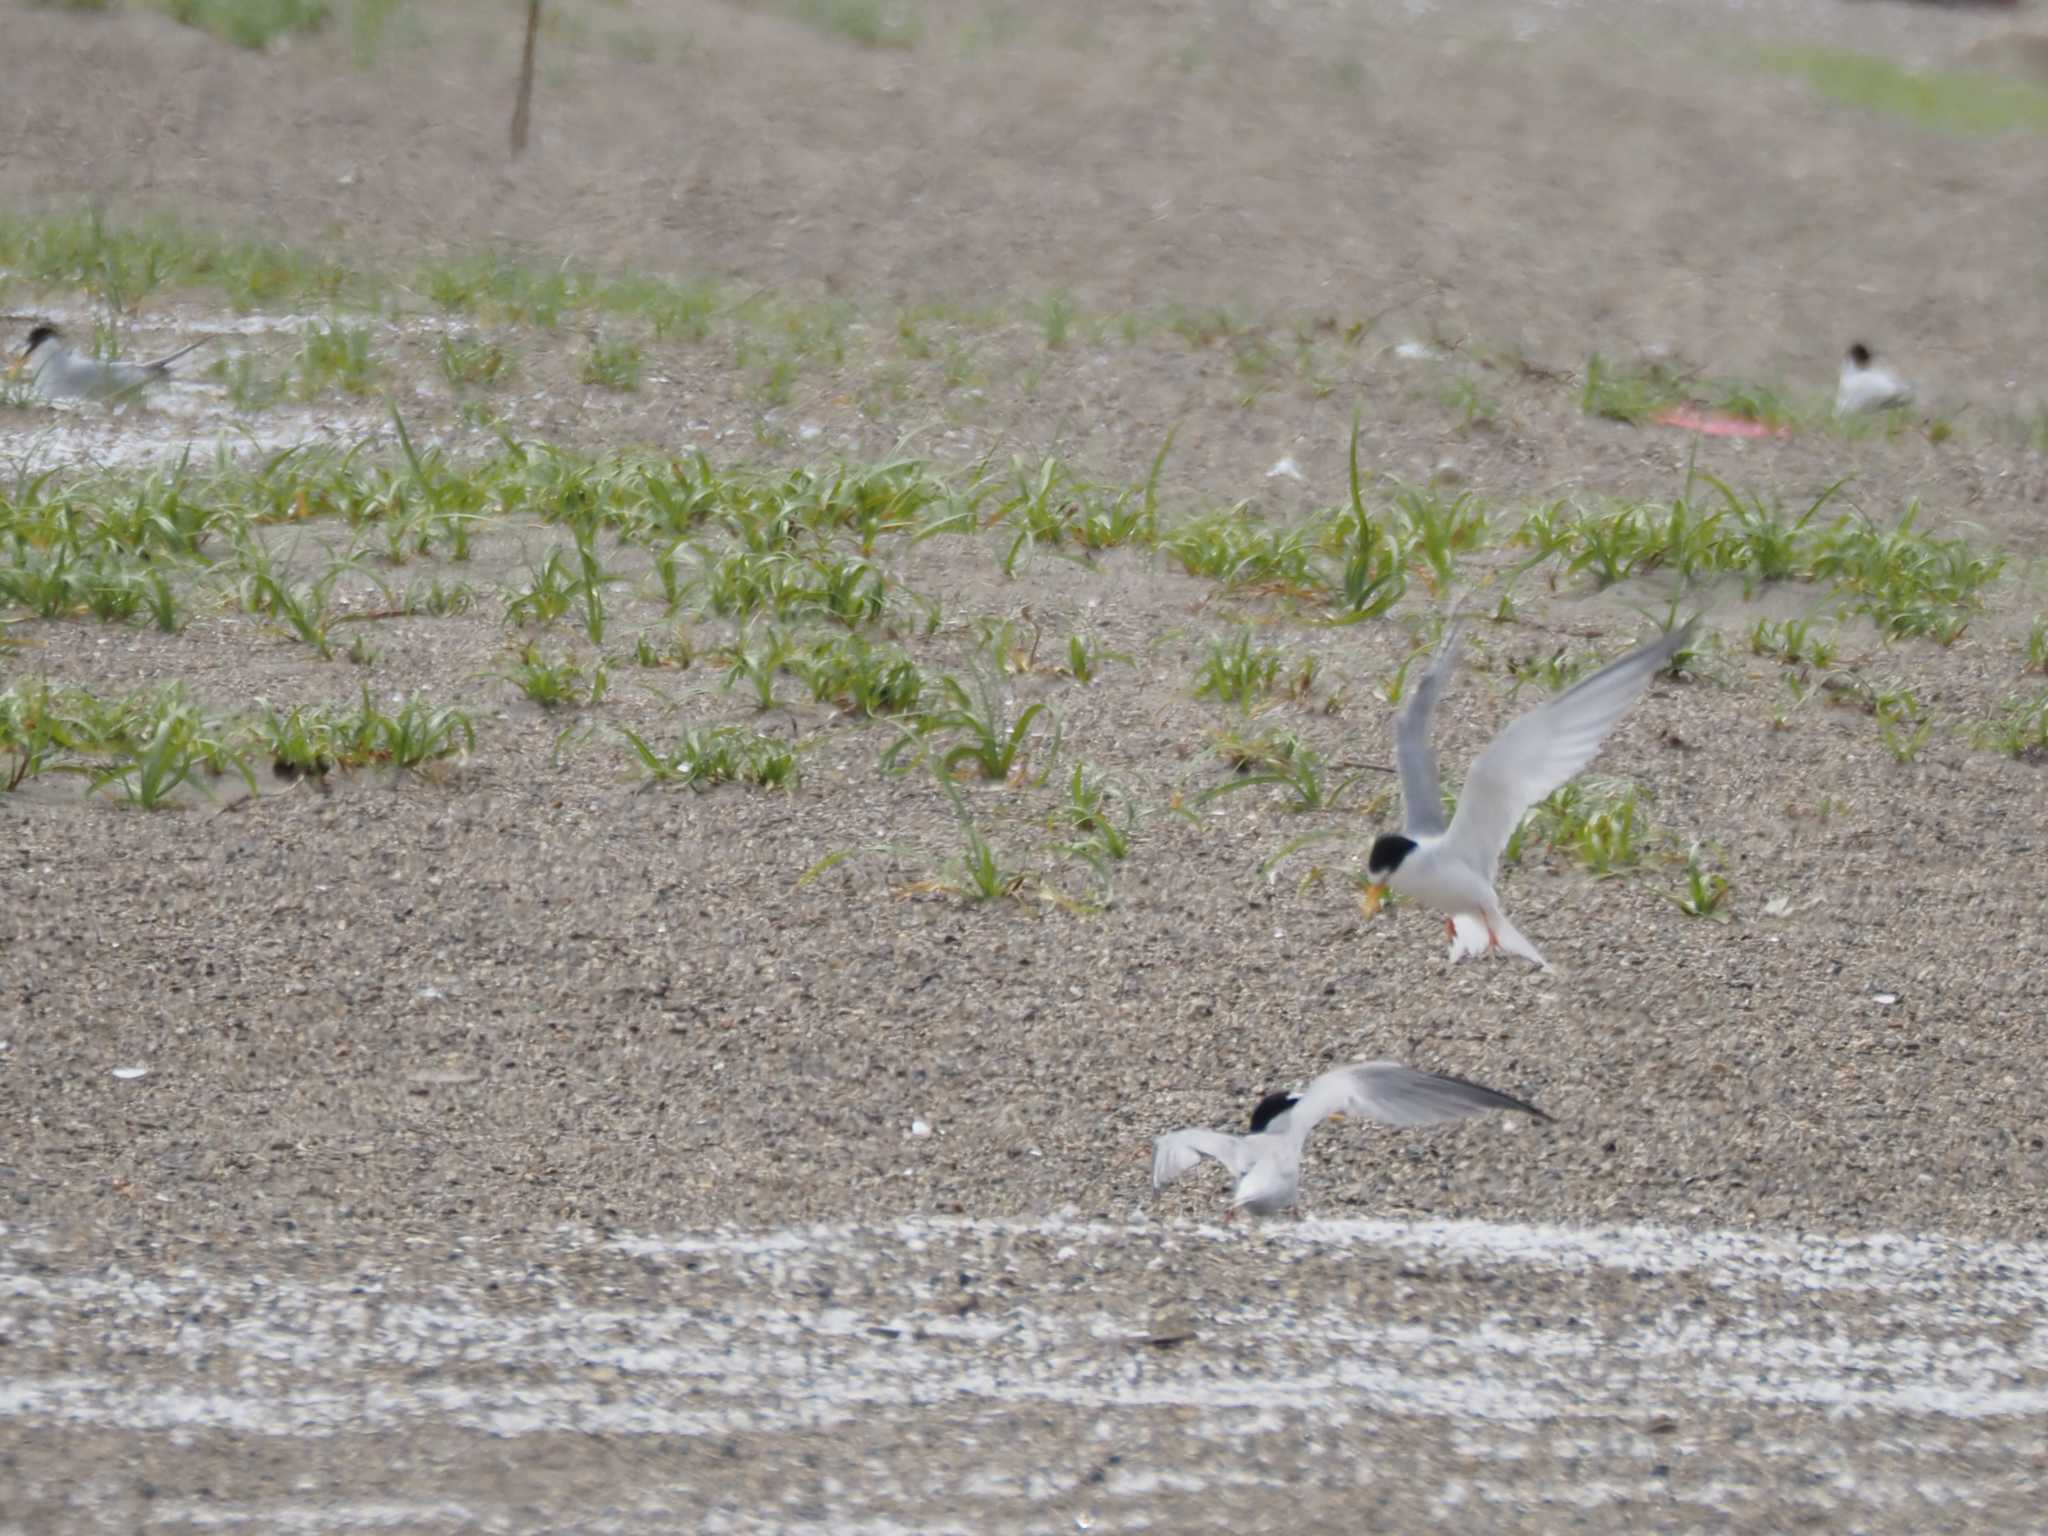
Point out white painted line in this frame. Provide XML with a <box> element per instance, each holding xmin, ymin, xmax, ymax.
<box><xmin>4</xmin><ymin>1212</ymin><xmax>2045</xmax><ymax>1447</ymax></box>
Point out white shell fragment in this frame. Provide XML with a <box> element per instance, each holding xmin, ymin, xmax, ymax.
<box><xmin>111</xmin><ymin>1066</ymin><xmax>149</xmax><ymax>1081</ymax></box>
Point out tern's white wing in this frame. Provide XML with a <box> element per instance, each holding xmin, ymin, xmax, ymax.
<box><xmin>1298</xmin><ymin>1061</ymin><xmax>1550</xmax><ymax>1129</ymax></box>
<box><xmin>33</xmin><ymin>347</ymin><xmax>154</xmax><ymax>400</ymax></box>
<box><xmin>96</xmin><ymin>359</ymin><xmax>166</xmax><ymax>390</ymax></box>
<box><xmin>1395</xmin><ymin>621</ymin><xmax>1466</xmax><ymax>839</ymax></box>
<box><xmin>1836</xmin><ymin>364</ymin><xmax>1911</xmax><ymax>415</ymax></box>
<box><xmin>1440</xmin><ymin>620</ymin><xmax>1694</xmax><ymax>877</ymax></box>
<box><xmin>1151</xmin><ymin>1128</ymin><xmax>1257</xmax><ymax>1190</ymax></box>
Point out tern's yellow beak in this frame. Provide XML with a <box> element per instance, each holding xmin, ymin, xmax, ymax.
<box><xmin>5</xmin><ymin>350</ymin><xmax>23</xmax><ymax>381</ymax></box>
<box><xmin>1360</xmin><ymin>881</ymin><xmax>1388</xmax><ymax>918</ymax></box>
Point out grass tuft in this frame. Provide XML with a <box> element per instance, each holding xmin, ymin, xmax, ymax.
<box><xmin>439</xmin><ymin>333</ymin><xmax>510</xmax><ymax>390</ymax></box>
<box><xmin>887</xmin><ymin>669</ymin><xmax>1059</xmax><ymax>783</ymax></box>
<box><xmin>159</xmin><ymin>0</ymin><xmax>331</xmax><ymax>52</ymax></box>
<box><xmin>1194</xmin><ymin>629</ymin><xmax>1283</xmax><ymax>711</ymax></box>
<box><xmin>583</xmin><ymin>333</ymin><xmax>643</xmax><ymax>392</ymax></box>
<box><xmin>88</xmin><ymin>699</ymin><xmax>252</xmax><ymax>809</ymax></box>
<box><xmin>795</xmin><ymin>633</ymin><xmax>924</xmax><ymax>716</ymax></box>
<box><xmin>776</xmin><ymin>0</ymin><xmax>922</xmax><ymax>48</ymax></box>
<box><xmin>1581</xmin><ymin>354</ymin><xmax>1683</xmax><ymax>425</ymax></box>
<box><xmin>0</xmin><ymin>211</ymin><xmax>359</xmax><ymax>312</ymax></box>
<box><xmin>1750</xmin><ymin>617</ymin><xmax>1837</xmax><ymax>669</ymax></box>
<box><xmin>1758</xmin><ymin>45</ymin><xmax>2048</xmax><ymax>137</ymax></box>
<box><xmin>1975</xmin><ymin>692</ymin><xmax>2048</xmax><ymax>761</ymax></box>
<box><xmin>1667</xmin><ymin>843</ymin><xmax>1735</xmax><ymax>921</ymax></box>
<box><xmin>1518</xmin><ymin>779</ymin><xmax>1650</xmax><ymax>878</ymax></box>
<box><xmin>298</xmin><ymin>321</ymin><xmax>378</xmax><ymax>397</ymax></box>
<box><xmin>617</xmin><ymin>724</ymin><xmax>799</xmax><ymax>790</ymax></box>
<box><xmin>504</xmin><ymin>645</ymin><xmax>608</xmax><ymax>710</ymax></box>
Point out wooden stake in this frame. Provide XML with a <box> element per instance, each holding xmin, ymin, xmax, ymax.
<box><xmin>510</xmin><ymin>0</ymin><xmax>542</xmax><ymax>157</ymax></box>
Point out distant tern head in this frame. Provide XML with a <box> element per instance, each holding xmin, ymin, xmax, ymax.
<box><xmin>1846</xmin><ymin>342</ymin><xmax>1873</xmax><ymax>369</ymax></box>
<box><xmin>9</xmin><ymin>324</ymin><xmax>58</xmax><ymax>380</ymax></box>
<box><xmin>1366</xmin><ymin>833</ymin><xmax>1417</xmax><ymax>881</ymax></box>
<box><xmin>1247</xmin><ymin>1090</ymin><xmax>1299</xmax><ymax>1134</ymax></box>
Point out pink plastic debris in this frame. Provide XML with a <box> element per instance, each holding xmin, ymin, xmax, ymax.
<box><xmin>1651</xmin><ymin>408</ymin><xmax>1791</xmax><ymax>439</ymax></box>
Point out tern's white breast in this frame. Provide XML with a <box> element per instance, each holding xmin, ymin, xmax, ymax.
<box><xmin>1836</xmin><ymin>364</ymin><xmax>1910</xmax><ymax>415</ymax></box>
<box><xmin>1389</xmin><ymin>838</ymin><xmax>1497</xmax><ymax>916</ymax></box>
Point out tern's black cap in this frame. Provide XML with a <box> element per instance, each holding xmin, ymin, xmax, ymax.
<box><xmin>1248</xmin><ymin>1090</ymin><xmax>1299</xmax><ymax>1134</ymax></box>
<box><xmin>1367</xmin><ymin>833</ymin><xmax>1417</xmax><ymax>878</ymax></box>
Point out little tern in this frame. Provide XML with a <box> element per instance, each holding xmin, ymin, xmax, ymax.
<box><xmin>11</xmin><ymin>324</ymin><xmax>216</xmax><ymax>401</ymax></box>
<box><xmin>1152</xmin><ymin>1060</ymin><xmax>1549</xmax><ymax>1218</ymax></box>
<box><xmin>1835</xmin><ymin>342</ymin><xmax>1912</xmax><ymax>416</ymax></box>
<box><xmin>1364</xmin><ymin>615</ymin><xmax>1697</xmax><ymax>967</ymax></box>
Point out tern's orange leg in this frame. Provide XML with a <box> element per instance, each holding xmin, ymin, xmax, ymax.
<box><xmin>1443</xmin><ymin>917</ymin><xmax>1457</xmax><ymax>940</ymax></box>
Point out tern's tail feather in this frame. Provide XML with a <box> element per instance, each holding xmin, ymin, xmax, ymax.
<box><xmin>1447</xmin><ymin>911</ymin><xmax>1549</xmax><ymax>969</ymax></box>
<box><xmin>144</xmin><ymin>334</ymin><xmax>218</xmax><ymax>372</ymax></box>
<box><xmin>1489</xmin><ymin>910</ymin><xmax>1549</xmax><ymax>969</ymax></box>
<box><xmin>1447</xmin><ymin>914</ymin><xmax>1491</xmax><ymax>963</ymax></box>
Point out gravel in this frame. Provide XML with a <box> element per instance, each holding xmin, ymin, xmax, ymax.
<box><xmin>3</xmin><ymin>0</ymin><xmax>2046</xmax><ymax>1527</ymax></box>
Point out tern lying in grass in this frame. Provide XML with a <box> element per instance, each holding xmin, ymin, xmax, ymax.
<box><xmin>1365</xmin><ymin>615</ymin><xmax>1697</xmax><ymax>967</ymax></box>
<box><xmin>1152</xmin><ymin>1061</ymin><xmax>1549</xmax><ymax>1219</ymax></box>
<box><xmin>10</xmin><ymin>323</ymin><xmax>216</xmax><ymax>401</ymax></box>
<box><xmin>1835</xmin><ymin>342</ymin><xmax>1912</xmax><ymax>416</ymax></box>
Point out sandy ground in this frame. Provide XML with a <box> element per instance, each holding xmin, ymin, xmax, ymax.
<box><xmin>3</xmin><ymin>0</ymin><xmax>2048</xmax><ymax>1530</ymax></box>
<box><xmin>7</xmin><ymin>1216</ymin><xmax>2048</xmax><ymax>1533</ymax></box>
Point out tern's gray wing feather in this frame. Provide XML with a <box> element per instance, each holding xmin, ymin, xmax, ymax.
<box><xmin>139</xmin><ymin>334</ymin><xmax>216</xmax><ymax>372</ymax></box>
<box><xmin>102</xmin><ymin>359</ymin><xmax>167</xmax><ymax>389</ymax></box>
<box><xmin>34</xmin><ymin>347</ymin><xmax>156</xmax><ymax>400</ymax></box>
<box><xmin>31</xmin><ymin>336</ymin><xmax>214</xmax><ymax>400</ymax></box>
<box><xmin>1152</xmin><ymin>1128</ymin><xmax>1257</xmax><ymax>1190</ymax></box>
<box><xmin>1394</xmin><ymin>621</ymin><xmax>1467</xmax><ymax>838</ymax></box>
<box><xmin>1300</xmin><ymin>1061</ymin><xmax>1550</xmax><ymax>1129</ymax></box>
<box><xmin>1441</xmin><ymin>619</ymin><xmax>1695</xmax><ymax>876</ymax></box>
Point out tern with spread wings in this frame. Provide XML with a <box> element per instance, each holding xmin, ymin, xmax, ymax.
<box><xmin>1364</xmin><ymin>616</ymin><xmax>1697</xmax><ymax>967</ymax></box>
<box><xmin>1152</xmin><ymin>1061</ymin><xmax>1549</xmax><ymax>1219</ymax></box>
